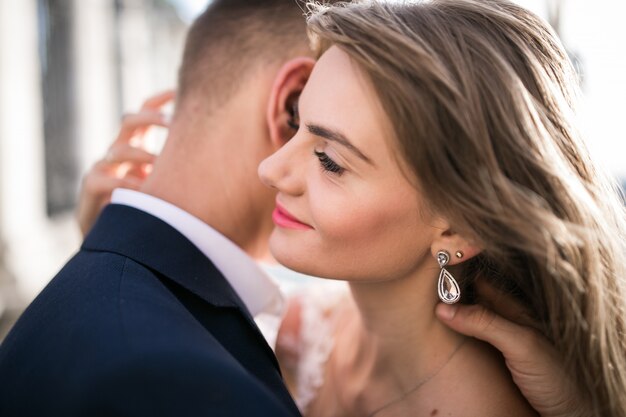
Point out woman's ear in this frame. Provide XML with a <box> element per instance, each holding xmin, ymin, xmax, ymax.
<box><xmin>266</xmin><ymin>57</ymin><xmax>316</xmax><ymax>148</ymax></box>
<box><xmin>430</xmin><ymin>225</ymin><xmax>482</xmax><ymax>266</ymax></box>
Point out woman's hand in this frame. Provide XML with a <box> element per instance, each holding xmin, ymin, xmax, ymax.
<box><xmin>76</xmin><ymin>90</ymin><xmax>174</xmax><ymax>236</ymax></box>
<box><xmin>435</xmin><ymin>283</ymin><xmax>587</xmax><ymax>417</ymax></box>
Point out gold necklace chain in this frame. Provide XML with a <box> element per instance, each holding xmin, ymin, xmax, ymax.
<box><xmin>367</xmin><ymin>338</ymin><xmax>468</xmax><ymax>417</ymax></box>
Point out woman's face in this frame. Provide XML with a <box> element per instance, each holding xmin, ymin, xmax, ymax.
<box><xmin>258</xmin><ymin>46</ymin><xmax>442</xmax><ymax>281</ymax></box>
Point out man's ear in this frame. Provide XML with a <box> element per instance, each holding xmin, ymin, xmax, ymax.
<box><xmin>430</xmin><ymin>221</ymin><xmax>482</xmax><ymax>266</ymax></box>
<box><xmin>266</xmin><ymin>57</ymin><xmax>315</xmax><ymax>148</ymax></box>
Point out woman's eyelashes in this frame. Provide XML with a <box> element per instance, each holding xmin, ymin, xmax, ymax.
<box><xmin>289</xmin><ymin>102</ymin><xmax>343</xmax><ymax>176</ymax></box>
<box><xmin>314</xmin><ymin>150</ymin><xmax>345</xmax><ymax>175</ymax></box>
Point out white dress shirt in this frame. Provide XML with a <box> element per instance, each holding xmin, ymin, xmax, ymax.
<box><xmin>110</xmin><ymin>188</ymin><xmax>285</xmax><ymax>348</ymax></box>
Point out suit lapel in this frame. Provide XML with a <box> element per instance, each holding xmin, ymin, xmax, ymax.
<box><xmin>82</xmin><ymin>204</ymin><xmax>281</xmax><ymax>371</ymax></box>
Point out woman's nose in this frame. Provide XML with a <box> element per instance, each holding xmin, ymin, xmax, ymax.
<box><xmin>258</xmin><ymin>139</ymin><xmax>305</xmax><ymax>196</ymax></box>
<box><xmin>258</xmin><ymin>152</ymin><xmax>280</xmax><ymax>190</ymax></box>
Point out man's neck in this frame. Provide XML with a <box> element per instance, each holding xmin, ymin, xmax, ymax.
<box><xmin>140</xmin><ymin>121</ymin><xmax>274</xmax><ymax>260</ymax></box>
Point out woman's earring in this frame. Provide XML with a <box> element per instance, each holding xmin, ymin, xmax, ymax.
<box><xmin>437</xmin><ymin>250</ymin><xmax>461</xmax><ymax>304</ymax></box>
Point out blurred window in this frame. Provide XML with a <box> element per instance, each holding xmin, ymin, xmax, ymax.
<box><xmin>37</xmin><ymin>0</ymin><xmax>79</xmax><ymax>216</ymax></box>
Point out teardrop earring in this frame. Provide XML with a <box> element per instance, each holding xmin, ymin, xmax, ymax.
<box><xmin>437</xmin><ymin>250</ymin><xmax>461</xmax><ymax>304</ymax></box>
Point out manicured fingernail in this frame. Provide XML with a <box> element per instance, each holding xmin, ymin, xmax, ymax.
<box><xmin>437</xmin><ymin>303</ymin><xmax>458</xmax><ymax>320</ymax></box>
<box><xmin>161</xmin><ymin>113</ymin><xmax>172</xmax><ymax>125</ymax></box>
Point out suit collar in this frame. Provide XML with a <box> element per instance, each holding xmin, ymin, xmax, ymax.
<box><xmin>82</xmin><ymin>204</ymin><xmax>287</xmax><ymax>388</ymax></box>
<box><xmin>109</xmin><ymin>189</ymin><xmax>284</xmax><ymax>319</ymax></box>
<box><xmin>82</xmin><ymin>204</ymin><xmax>249</xmax><ymax>313</ymax></box>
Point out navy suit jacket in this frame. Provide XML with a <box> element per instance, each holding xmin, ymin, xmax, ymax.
<box><xmin>0</xmin><ymin>204</ymin><xmax>301</xmax><ymax>417</ymax></box>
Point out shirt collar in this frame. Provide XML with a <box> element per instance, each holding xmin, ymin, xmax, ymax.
<box><xmin>110</xmin><ymin>188</ymin><xmax>284</xmax><ymax>319</ymax></box>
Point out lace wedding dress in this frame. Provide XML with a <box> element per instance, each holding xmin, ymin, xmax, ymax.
<box><xmin>276</xmin><ymin>279</ymin><xmax>350</xmax><ymax>414</ymax></box>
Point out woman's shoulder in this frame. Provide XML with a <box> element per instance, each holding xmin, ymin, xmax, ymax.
<box><xmin>420</xmin><ymin>338</ymin><xmax>538</xmax><ymax>417</ymax></box>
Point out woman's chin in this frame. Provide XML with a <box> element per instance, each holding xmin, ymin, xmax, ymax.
<box><xmin>269</xmin><ymin>233</ymin><xmax>310</xmax><ymax>273</ymax></box>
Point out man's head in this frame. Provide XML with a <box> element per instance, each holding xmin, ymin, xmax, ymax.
<box><xmin>142</xmin><ymin>0</ymin><xmax>318</xmax><ymax>259</ymax></box>
<box><xmin>177</xmin><ymin>0</ymin><xmax>313</xmax><ymax>112</ymax></box>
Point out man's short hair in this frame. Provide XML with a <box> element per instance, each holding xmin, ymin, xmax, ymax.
<box><xmin>177</xmin><ymin>0</ymin><xmax>311</xmax><ymax>109</ymax></box>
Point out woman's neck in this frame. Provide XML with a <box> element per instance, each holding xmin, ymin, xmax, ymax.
<box><xmin>338</xmin><ymin>260</ymin><xmax>466</xmax><ymax>410</ymax></box>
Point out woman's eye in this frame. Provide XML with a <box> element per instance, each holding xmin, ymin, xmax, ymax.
<box><xmin>314</xmin><ymin>150</ymin><xmax>345</xmax><ymax>175</ymax></box>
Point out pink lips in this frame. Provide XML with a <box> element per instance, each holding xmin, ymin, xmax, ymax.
<box><xmin>272</xmin><ymin>203</ymin><xmax>313</xmax><ymax>230</ymax></box>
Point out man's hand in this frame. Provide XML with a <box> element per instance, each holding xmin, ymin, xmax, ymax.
<box><xmin>436</xmin><ymin>283</ymin><xmax>587</xmax><ymax>417</ymax></box>
<box><xmin>76</xmin><ymin>91</ymin><xmax>175</xmax><ymax>236</ymax></box>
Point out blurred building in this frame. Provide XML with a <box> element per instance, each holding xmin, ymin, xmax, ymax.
<box><xmin>0</xmin><ymin>0</ymin><xmax>190</xmax><ymax>337</ymax></box>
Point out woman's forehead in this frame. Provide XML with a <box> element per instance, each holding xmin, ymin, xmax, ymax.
<box><xmin>300</xmin><ymin>47</ymin><xmax>396</xmax><ymax>154</ymax></box>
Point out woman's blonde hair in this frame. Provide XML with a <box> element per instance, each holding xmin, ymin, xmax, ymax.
<box><xmin>307</xmin><ymin>0</ymin><xmax>626</xmax><ymax>415</ymax></box>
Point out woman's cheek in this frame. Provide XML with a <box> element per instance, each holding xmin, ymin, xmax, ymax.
<box><xmin>311</xmin><ymin>191</ymin><xmax>395</xmax><ymax>243</ymax></box>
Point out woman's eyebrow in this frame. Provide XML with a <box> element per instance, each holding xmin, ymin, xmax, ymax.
<box><xmin>306</xmin><ymin>123</ymin><xmax>373</xmax><ymax>165</ymax></box>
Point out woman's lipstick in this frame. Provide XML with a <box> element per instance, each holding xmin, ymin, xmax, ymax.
<box><xmin>272</xmin><ymin>203</ymin><xmax>313</xmax><ymax>230</ymax></box>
